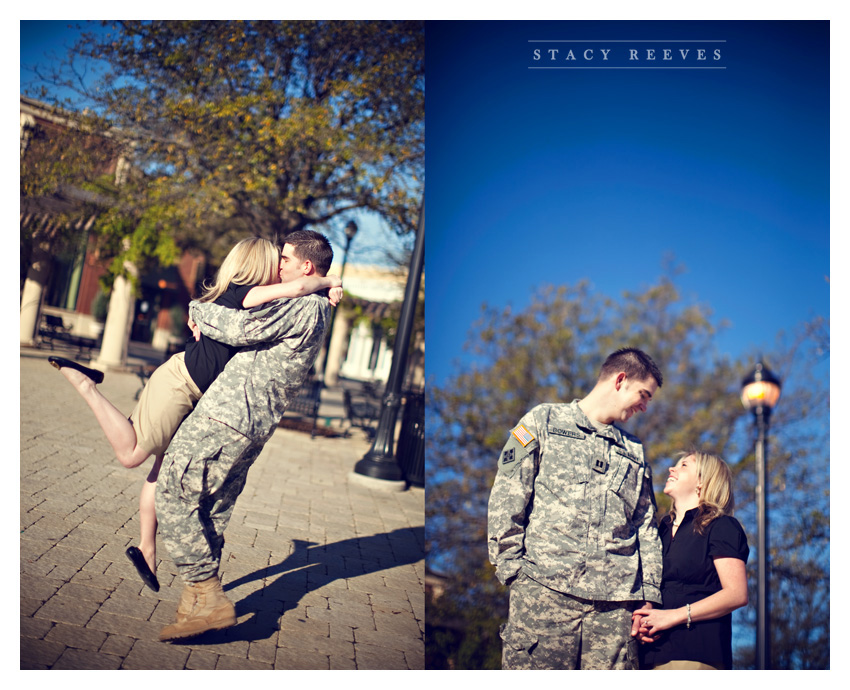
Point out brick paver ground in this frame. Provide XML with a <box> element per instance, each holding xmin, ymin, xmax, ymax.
<box><xmin>20</xmin><ymin>351</ymin><xmax>424</xmax><ymax>669</ymax></box>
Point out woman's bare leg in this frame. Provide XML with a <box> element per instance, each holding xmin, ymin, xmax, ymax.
<box><xmin>137</xmin><ymin>455</ymin><xmax>162</xmax><ymax>575</ymax></box>
<box><xmin>54</xmin><ymin>365</ymin><xmax>151</xmax><ymax>468</ymax></box>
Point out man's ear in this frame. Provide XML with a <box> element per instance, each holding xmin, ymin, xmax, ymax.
<box><xmin>302</xmin><ymin>259</ymin><xmax>315</xmax><ymax>276</ymax></box>
<box><xmin>615</xmin><ymin>372</ymin><xmax>627</xmax><ymax>390</ymax></box>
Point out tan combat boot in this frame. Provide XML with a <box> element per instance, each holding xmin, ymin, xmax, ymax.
<box><xmin>159</xmin><ymin>574</ymin><xmax>236</xmax><ymax>641</ymax></box>
<box><xmin>174</xmin><ymin>584</ymin><xmax>196</xmax><ymax>623</ymax></box>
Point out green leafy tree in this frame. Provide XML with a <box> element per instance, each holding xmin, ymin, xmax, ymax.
<box><xmin>28</xmin><ymin>20</ymin><xmax>424</xmax><ymax>279</ymax></box>
<box><xmin>426</xmin><ymin>270</ymin><xmax>828</xmax><ymax>669</ymax></box>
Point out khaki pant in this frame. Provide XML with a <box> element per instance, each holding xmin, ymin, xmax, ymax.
<box><xmin>501</xmin><ymin>573</ymin><xmax>639</xmax><ymax>670</ymax></box>
<box><xmin>129</xmin><ymin>352</ymin><xmax>202</xmax><ymax>457</ymax></box>
<box><xmin>653</xmin><ymin>660</ymin><xmax>717</xmax><ymax>670</ymax></box>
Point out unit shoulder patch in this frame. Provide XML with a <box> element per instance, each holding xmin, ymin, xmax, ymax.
<box><xmin>498</xmin><ymin>425</ymin><xmax>539</xmax><ymax>476</ymax></box>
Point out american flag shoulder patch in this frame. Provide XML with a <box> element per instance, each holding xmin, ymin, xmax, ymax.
<box><xmin>511</xmin><ymin>424</ymin><xmax>535</xmax><ymax>447</ymax></box>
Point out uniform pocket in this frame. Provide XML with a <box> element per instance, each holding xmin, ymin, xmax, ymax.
<box><xmin>542</xmin><ymin>436</ymin><xmax>590</xmax><ymax>484</ymax></box>
<box><xmin>500</xmin><ymin>622</ymin><xmax>582</xmax><ymax>670</ymax></box>
<box><xmin>160</xmin><ymin>450</ymin><xmax>195</xmax><ymax>502</ymax></box>
<box><xmin>500</xmin><ymin>623</ymin><xmax>539</xmax><ymax>659</ymax></box>
<box><xmin>609</xmin><ymin>454</ymin><xmax>641</xmax><ymax>513</ymax></box>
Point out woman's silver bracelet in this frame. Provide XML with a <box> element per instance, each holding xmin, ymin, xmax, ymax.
<box><xmin>686</xmin><ymin>603</ymin><xmax>692</xmax><ymax>629</ymax></box>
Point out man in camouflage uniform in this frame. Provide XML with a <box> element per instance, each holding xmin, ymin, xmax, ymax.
<box><xmin>488</xmin><ymin>348</ymin><xmax>664</xmax><ymax>669</ymax></box>
<box><xmin>155</xmin><ymin>231</ymin><xmax>333</xmax><ymax>642</ymax></box>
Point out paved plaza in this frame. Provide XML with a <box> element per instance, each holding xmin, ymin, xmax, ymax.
<box><xmin>20</xmin><ymin>350</ymin><xmax>424</xmax><ymax>670</ymax></box>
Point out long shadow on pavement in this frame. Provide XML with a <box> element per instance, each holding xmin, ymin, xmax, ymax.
<box><xmin>170</xmin><ymin>526</ymin><xmax>424</xmax><ymax>645</ymax></box>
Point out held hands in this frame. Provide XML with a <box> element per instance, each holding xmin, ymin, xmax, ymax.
<box><xmin>630</xmin><ymin>602</ymin><xmax>656</xmax><ymax>644</ymax></box>
<box><xmin>187</xmin><ymin>317</ymin><xmax>201</xmax><ymax>342</ymax></box>
<box><xmin>632</xmin><ymin>605</ymin><xmax>681</xmax><ymax>643</ymax></box>
<box><xmin>324</xmin><ymin>274</ymin><xmax>343</xmax><ymax>307</ymax></box>
<box><xmin>328</xmin><ymin>286</ymin><xmax>344</xmax><ymax>307</ymax></box>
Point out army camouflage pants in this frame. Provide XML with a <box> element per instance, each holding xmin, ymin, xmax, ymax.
<box><xmin>156</xmin><ymin>418</ymin><xmax>268</xmax><ymax>583</ymax></box>
<box><xmin>500</xmin><ymin>573</ymin><xmax>639</xmax><ymax>670</ymax></box>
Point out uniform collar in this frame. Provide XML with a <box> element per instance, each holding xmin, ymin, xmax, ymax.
<box><xmin>570</xmin><ymin>400</ymin><xmax>626</xmax><ymax>448</ymax></box>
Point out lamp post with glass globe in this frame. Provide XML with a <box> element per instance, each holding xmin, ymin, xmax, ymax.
<box><xmin>740</xmin><ymin>361</ymin><xmax>781</xmax><ymax>670</ymax></box>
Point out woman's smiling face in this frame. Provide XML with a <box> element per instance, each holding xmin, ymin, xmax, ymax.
<box><xmin>664</xmin><ymin>454</ymin><xmax>701</xmax><ymax>500</ymax></box>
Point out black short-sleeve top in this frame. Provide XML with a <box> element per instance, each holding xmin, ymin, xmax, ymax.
<box><xmin>640</xmin><ymin>508</ymin><xmax>749</xmax><ymax>670</ymax></box>
<box><xmin>183</xmin><ymin>283</ymin><xmax>256</xmax><ymax>393</ymax></box>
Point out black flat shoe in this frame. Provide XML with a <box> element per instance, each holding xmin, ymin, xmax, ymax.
<box><xmin>126</xmin><ymin>546</ymin><xmax>160</xmax><ymax>592</ymax></box>
<box><xmin>48</xmin><ymin>356</ymin><xmax>104</xmax><ymax>385</ymax></box>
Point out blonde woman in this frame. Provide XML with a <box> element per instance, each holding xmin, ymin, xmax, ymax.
<box><xmin>49</xmin><ymin>237</ymin><xmax>342</xmax><ymax>591</ymax></box>
<box><xmin>632</xmin><ymin>451</ymin><xmax>749</xmax><ymax>670</ymax></box>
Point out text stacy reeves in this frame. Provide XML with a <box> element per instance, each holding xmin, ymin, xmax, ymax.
<box><xmin>532</xmin><ymin>48</ymin><xmax>723</xmax><ymax>62</ymax></box>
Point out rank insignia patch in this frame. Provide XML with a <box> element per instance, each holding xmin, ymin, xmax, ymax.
<box><xmin>511</xmin><ymin>424</ymin><xmax>535</xmax><ymax>447</ymax></box>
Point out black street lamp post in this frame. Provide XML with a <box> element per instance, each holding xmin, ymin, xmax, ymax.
<box><xmin>353</xmin><ymin>200</ymin><xmax>424</xmax><ymax>484</ymax></box>
<box><xmin>740</xmin><ymin>361</ymin><xmax>782</xmax><ymax>670</ymax></box>
<box><xmin>340</xmin><ymin>220</ymin><xmax>359</xmax><ymax>278</ymax></box>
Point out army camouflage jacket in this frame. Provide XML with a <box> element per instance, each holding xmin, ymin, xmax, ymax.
<box><xmin>487</xmin><ymin>400</ymin><xmax>663</xmax><ymax>604</ymax></box>
<box><xmin>189</xmin><ymin>294</ymin><xmax>330</xmax><ymax>441</ymax></box>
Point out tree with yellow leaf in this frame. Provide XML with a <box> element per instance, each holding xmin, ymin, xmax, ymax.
<box><xmin>32</xmin><ymin>20</ymin><xmax>423</xmax><ymax>273</ymax></box>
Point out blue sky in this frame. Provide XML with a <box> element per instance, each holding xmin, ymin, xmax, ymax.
<box><xmin>425</xmin><ymin>20</ymin><xmax>830</xmax><ymax>387</ymax></box>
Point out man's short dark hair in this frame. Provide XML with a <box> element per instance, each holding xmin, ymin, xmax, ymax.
<box><xmin>284</xmin><ymin>230</ymin><xmax>334</xmax><ymax>276</ymax></box>
<box><xmin>599</xmin><ymin>348</ymin><xmax>663</xmax><ymax>387</ymax></box>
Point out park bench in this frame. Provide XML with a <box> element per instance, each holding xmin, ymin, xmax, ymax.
<box><xmin>343</xmin><ymin>387</ymin><xmax>381</xmax><ymax>432</ymax></box>
<box><xmin>284</xmin><ymin>378</ymin><xmax>323</xmax><ymax>439</ymax></box>
<box><xmin>38</xmin><ymin>314</ymin><xmax>98</xmax><ymax>357</ymax></box>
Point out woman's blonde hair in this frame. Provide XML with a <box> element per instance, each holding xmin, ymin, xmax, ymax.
<box><xmin>197</xmin><ymin>237</ymin><xmax>280</xmax><ymax>303</ymax></box>
<box><xmin>668</xmin><ymin>449</ymin><xmax>735</xmax><ymax>535</ymax></box>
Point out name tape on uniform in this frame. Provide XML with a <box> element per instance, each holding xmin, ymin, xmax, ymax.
<box><xmin>616</xmin><ymin>449</ymin><xmax>640</xmax><ymax>462</ymax></box>
<box><xmin>548</xmin><ymin>426</ymin><xmax>585</xmax><ymax>440</ymax></box>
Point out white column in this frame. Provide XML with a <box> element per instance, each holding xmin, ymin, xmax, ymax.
<box><xmin>340</xmin><ymin>321</ymin><xmax>369</xmax><ymax>379</ymax></box>
<box><xmin>375</xmin><ymin>337</ymin><xmax>393</xmax><ymax>383</ymax></box>
<box><xmin>94</xmin><ymin>265</ymin><xmax>137</xmax><ymax>369</ymax></box>
<box><xmin>324</xmin><ymin>312</ymin><xmax>352</xmax><ymax>387</ymax></box>
<box><xmin>19</xmin><ymin>241</ymin><xmax>51</xmax><ymax>345</ymax></box>
<box><xmin>150</xmin><ymin>327</ymin><xmax>172</xmax><ymax>351</ymax></box>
